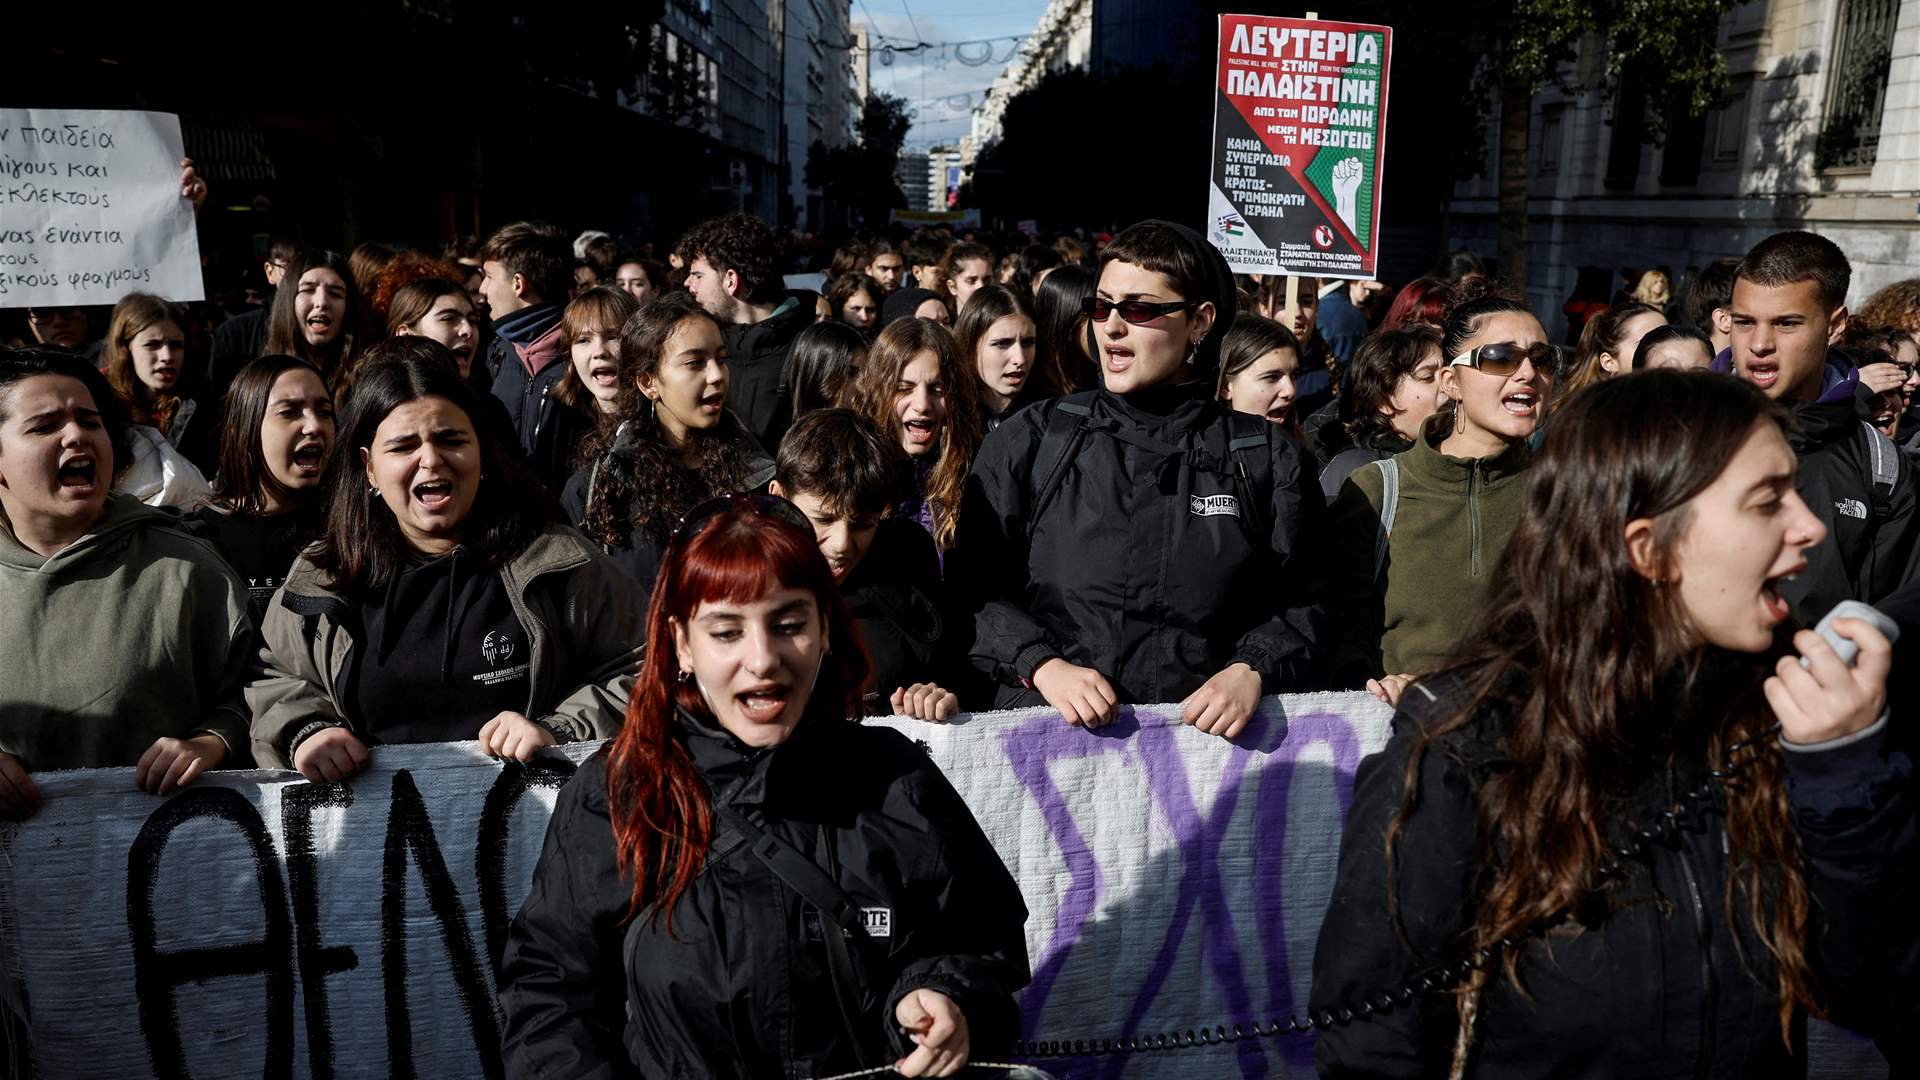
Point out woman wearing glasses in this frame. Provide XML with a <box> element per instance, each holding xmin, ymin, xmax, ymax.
<box><xmin>500</xmin><ymin>493</ymin><xmax>1029</xmax><ymax>1079</ymax></box>
<box><xmin>948</xmin><ymin>220</ymin><xmax>1322</xmax><ymax>737</ymax></box>
<box><xmin>248</xmin><ymin>353</ymin><xmax>644</xmax><ymax>781</ymax></box>
<box><xmin>1323</xmin><ymin>281</ymin><xmax>1550</xmax><ymax>704</ymax></box>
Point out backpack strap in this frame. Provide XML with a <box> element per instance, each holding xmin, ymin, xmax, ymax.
<box><xmin>1861</xmin><ymin>420</ymin><xmax>1898</xmax><ymax>519</ymax></box>
<box><xmin>1373</xmin><ymin>457</ymin><xmax>1401</xmax><ymax>582</ymax></box>
<box><xmin>1028</xmin><ymin>394</ymin><xmax>1095</xmax><ymax>522</ymax></box>
<box><xmin>1225</xmin><ymin>413</ymin><xmax>1274</xmax><ymax>542</ymax></box>
<box><xmin>712</xmin><ymin>802</ymin><xmax>887</xmax><ymax>1064</ymax></box>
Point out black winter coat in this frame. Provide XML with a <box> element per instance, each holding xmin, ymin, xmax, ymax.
<box><xmin>498</xmin><ymin>706</ymin><xmax>1031</xmax><ymax>1079</ymax></box>
<box><xmin>843</xmin><ymin>518</ymin><xmax>948</xmax><ymax>714</ymax></box>
<box><xmin>1311</xmin><ymin>665</ymin><xmax>1914</xmax><ymax>1078</ymax></box>
<box><xmin>723</xmin><ymin>291</ymin><xmax>819</xmax><ymax>454</ymax></box>
<box><xmin>947</xmin><ymin>380</ymin><xmax>1323</xmax><ymax>707</ymax></box>
<box><xmin>1781</xmin><ymin>373</ymin><xmax>1919</xmax><ymax>623</ymax></box>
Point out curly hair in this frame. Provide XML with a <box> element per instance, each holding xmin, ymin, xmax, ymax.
<box><xmin>681</xmin><ymin>213</ymin><xmax>784</xmax><ymax>304</ymax></box>
<box><xmin>1857</xmin><ymin>279</ymin><xmax>1920</xmax><ymax>336</ymax></box>
<box><xmin>1340</xmin><ymin>323</ymin><xmax>1443</xmax><ymax>446</ymax></box>
<box><xmin>575</xmin><ymin>294</ymin><xmax>758</xmax><ymax>548</ymax></box>
<box><xmin>366</xmin><ymin>252</ymin><xmax>465</xmax><ymax>322</ymax></box>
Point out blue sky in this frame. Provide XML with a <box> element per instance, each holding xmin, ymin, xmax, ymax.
<box><xmin>853</xmin><ymin>0</ymin><xmax>1054</xmax><ymax>149</ymax></box>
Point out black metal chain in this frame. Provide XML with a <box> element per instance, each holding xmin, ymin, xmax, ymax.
<box><xmin>1008</xmin><ymin>724</ymin><xmax>1783</xmax><ymax>1060</ymax></box>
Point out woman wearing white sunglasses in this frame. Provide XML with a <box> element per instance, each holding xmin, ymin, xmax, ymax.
<box><xmin>1323</xmin><ymin>280</ymin><xmax>1554</xmax><ymax>704</ymax></box>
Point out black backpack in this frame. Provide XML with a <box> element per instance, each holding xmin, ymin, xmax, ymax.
<box><xmin>1026</xmin><ymin>391</ymin><xmax>1275</xmax><ymax>543</ymax></box>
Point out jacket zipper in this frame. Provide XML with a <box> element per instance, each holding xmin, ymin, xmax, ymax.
<box><xmin>1468</xmin><ymin>461</ymin><xmax>1482</xmax><ymax>576</ymax></box>
<box><xmin>1676</xmin><ymin>842</ymin><xmax>1717</xmax><ymax>1080</ymax></box>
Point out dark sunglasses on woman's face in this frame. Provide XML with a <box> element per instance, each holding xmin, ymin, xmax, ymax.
<box><xmin>673</xmin><ymin>492</ymin><xmax>814</xmax><ymax>546</ymax></box>
<box><xmin>1081</xmin><ymin>296</ymin><xmax>1198</xmax><ymax>325</ymax></box>
<box><xmin>1448</xmin><ymin>341</ymin><xmax>1558</xmax><ymax>377</ymax></box>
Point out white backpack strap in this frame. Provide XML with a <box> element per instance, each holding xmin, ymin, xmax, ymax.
<box><xmin>1373</xmin><ymin>457</ymin><xmax>1400</xmax><ymax>582</ymax></box>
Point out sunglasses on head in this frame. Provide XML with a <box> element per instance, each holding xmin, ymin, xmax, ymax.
<box><xmin>1449</xmin><ymin>341</ymin><xmax>1558</xmax><ymax>377</ymax></box>
<box><xmin>672</xmin><ymin>492</ymin><xmax>814</xmax><ymax>546</ymax></box>
<box><xmin>1081</xmin><ymin>296</ymin><xmax>1198</xmax><ymax>325</ymax></box>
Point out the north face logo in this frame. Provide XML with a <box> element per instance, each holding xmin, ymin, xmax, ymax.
<box><xmin>1190</xmin><ymin>494</ymin><xmax>1241</xmax><ymax>518</ymax></box>
<box><xmin>481</xmin><ymin>631</ymin><xmax>516</xmax><ymax>666</ymax></box>
<box><xmin>1836</xmin><ymin>498</ymin><xmax>1869</xmax><ymax>521</ymax></box>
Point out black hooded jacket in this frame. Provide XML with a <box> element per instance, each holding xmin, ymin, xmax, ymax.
<box><xmin>1781</xmin><ymin>378</ymin><xmax>1918</xmax><ymax>623</ymax></box>
<box><xmin>498</xmin><ymin>706</ymin><xmax>1030</xmax><ymax>1079</ymax></box>
<box><xmin>724</xmin><ymin>290</ymin><xmax>819</xmax><ymax>454</ymax></box>
<box><xmin>945</xmin><ymin>220</ymin><xmax>1324</xmax><ymax>706</ymax></box>
<box><xmin>1311</xmin><ymin>663</ymin><xmax>1914</xmax><ymax>1078</ymax></box>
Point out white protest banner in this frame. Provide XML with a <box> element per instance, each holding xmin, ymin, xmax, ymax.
<box><xmin>0</xmin><ymin>696</ymin><xmax>1887</xmax><ymax>1078</ymax></box>
<box><xmin>0</xmin><ymin>108</ymin><xmax>204</xmax><ymax>306</ymax></box>
<box><xmin>1208</xmin><ymin>15</ymin><xmax>1392</xmax><ymax>280</ymax></box>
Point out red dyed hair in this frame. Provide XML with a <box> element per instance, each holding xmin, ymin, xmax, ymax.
<box><xmin>1379</xmin><ymin>274</ymin><xmax>1464</xmax><ymax>332</ymax></box>
<box><xmin>367</xmin><ymin>252</ymin><xmax>465</xmax><ymax>322</ymax></box>
<box><xmin>606</xmin><ymin>502</ymin><xmax>871</xmax><ymax>927</ymax></box>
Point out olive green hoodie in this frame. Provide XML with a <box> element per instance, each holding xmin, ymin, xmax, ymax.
<box><xmin>1323</xmin><ymin>415</ymin><xmax>1533</xmax><ymax>683</ymax></box>
<box><xmin>0</xmin><ymin>494</ymin><xmax>254</xmax><ymax>771</ymax></box>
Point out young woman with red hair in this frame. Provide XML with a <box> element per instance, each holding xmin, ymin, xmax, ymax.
<box><xmin>499</xmin><ymin>494</ymin><xmax>1029</xmax><ymax>1079</ymax></box>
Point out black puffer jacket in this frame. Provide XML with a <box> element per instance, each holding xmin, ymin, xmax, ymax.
<box><xmin>948</xmin><ymin>379</ymin><xmax>1323</xmax><ymax>707</ymax></box>
<box><xmin>499</xmin><ymin>706</ymin><xmax>1030</xmax><ymax>1080</ymax></box>
<box><xmin>1311</xmin><ymin>663</ymin><xmax>1913</xmax><ymax>1078</ymax></box>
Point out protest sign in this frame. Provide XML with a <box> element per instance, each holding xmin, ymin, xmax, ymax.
<box><xmin>0</xmin><ymin>108</ymin><xmax>204</xmax><ymax>306</ymax></box>
<box><xmin>1207</xmin><ymin>15</ymin><xmax>1392</xmax><ymax>280</ymax></box>
<box><xmin>0</xmin><ymin>697</ymin><xmax>1886</xmax><ymax>1078</ymax></box>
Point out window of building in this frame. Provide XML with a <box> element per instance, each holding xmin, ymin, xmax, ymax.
<box><xmin>1817</xmin><ymin>0</ymin><xmax>1897</xmax><ymax>170</ymax></box>
<box><xmin>1708</xmin><ymin>78</ymin><xmax>1752</xmax><ymax>168</ymax></box>
<box><xmin>1603</xmin><ymin>79</ymin><xmax>1648</xmax><ymax>192</ymax></box>
<box><xmin>1538</xmin><ymin>105</ymin><xmax>1564</xmax><ymax>174</ymax></box>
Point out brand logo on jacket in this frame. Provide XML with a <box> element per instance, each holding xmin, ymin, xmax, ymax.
<box><xmin>481</xmin><ymin>631</ymin><xmax>515</xmax><ymax>666</ymax></box>
<box><xmin>861</xmin><ymin>906</ymin><xmax>892</xmax><ymax>938</ymax></box>
<box><xmin>1836</xmin><ymin>498</ymin><xmax>1869</xmax><ymax>521</ymax></box>
<box><xmin>1190</xmin><ymin>494</ymin><xmax>1242</xmax><ymax>519</ymax></box>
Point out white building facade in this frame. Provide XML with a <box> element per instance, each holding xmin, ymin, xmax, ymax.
<box><xmin>1446</xmin><ymin>0</ymin><xmax>1920</xmax><ymax>334</ymax></box>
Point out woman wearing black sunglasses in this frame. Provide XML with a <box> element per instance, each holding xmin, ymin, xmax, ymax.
<box><xmin>947</xmin><ymin>220</ymin><xmax>1323</xmax><ymax>737</ymax></box>
<box><xmin>1322</xmin><ymin>280</ymin><xmax>1549</xmax><ymax>704</ymax></box>
<box><xmin>248</xmin><ymin>353</ymin><xmax>645</xmax><ymax>781</ymax></box>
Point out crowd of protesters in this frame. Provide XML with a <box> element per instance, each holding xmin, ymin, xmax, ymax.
<box><xmin>4</xmin><ymin>171</ymin><xmax>1920</xmax><ymax>1077</ymax></box>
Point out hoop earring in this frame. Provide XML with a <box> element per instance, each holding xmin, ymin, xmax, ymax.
<box><xmin>676</xmin><ymin>667</ymin><xmax>692</xmax><ymax>684</ymax></box>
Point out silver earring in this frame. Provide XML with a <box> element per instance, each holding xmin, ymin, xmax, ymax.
<box><xmin>368</xmin><ymin>483</ymin><xmax>379</xmax><ymax>494</ymax></box>
<box><xmin>676</xmin><ymin>668</ymin><xmax>692</xmax><ymax>684</ymax></box>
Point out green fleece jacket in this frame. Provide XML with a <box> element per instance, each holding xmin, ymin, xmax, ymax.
<box><xmin>0</xmin><ymin>495</ymin><xmax>254</xmax><ymax>770</ymax></box>
<box><xmin>247</xmin><ymin>523</ymin><xmax>644</xmax><ymax>769</ymax></box>
<box><xmin>1324</xmin><ymin>417</ymin><xmax>1533</xmax><ymax>683</ymax></box>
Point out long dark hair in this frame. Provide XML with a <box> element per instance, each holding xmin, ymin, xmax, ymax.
<box><xmin>606</xmin><ymin>500</ymin><xmax>870</xmax><ymax>927</ymax></box>
<box><xmin>787</xmin><ymin>321</ymin><xmax>868</xmax><ymax>421</ymax></box>
<box><xmin>1385</xmin><ymin>370</ymin><xmax>1814</xmax><ymax>1065</ymax></box>
<box><xmin>307</xmin><ymin>351</ymin><xmax>554</xmax><ymax>593</ymax></box>
<box><xmin>954</xmin><ymin>284</ymin><xmax>1053</xmax><ymax>403</ymax></box>
<box><xmin>1033</xmin><ymin>263</ymin><xmax>1096</xmax><ymax>394</ymax></box>
<box><xmin>265</xmin><ymin>250</ymin><xmax>362</xmax><ymax>386</ymax></box>
<box><xmin>577</xmin><ymin>294</ymin><xmax>756</xmax><ymax>548</ymax></box>
<box><xmin>208</xmin><ymin>355</ymin><xmax>332</xmax><ymax>516</ymax></box>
